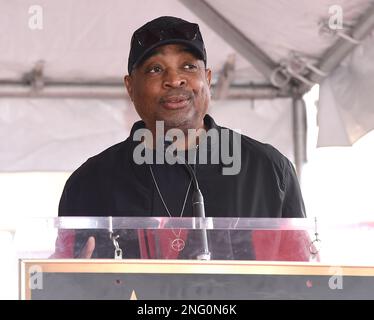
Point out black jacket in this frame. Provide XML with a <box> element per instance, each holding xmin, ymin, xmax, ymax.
<box><xmin>59</xmin><ymin>114</ymin><xmax>306</xmax><ymax>218</ymax></box>
<box><xmin>58</xmin><ymin>115</ymin><xmax>306</xmax><ymax>259</ymax></box>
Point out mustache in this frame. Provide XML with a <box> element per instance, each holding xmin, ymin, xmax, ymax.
<box><xmin>159</xmin><ymin>89</ymin><xmax>193</xmax><ymax>103</ymax></box>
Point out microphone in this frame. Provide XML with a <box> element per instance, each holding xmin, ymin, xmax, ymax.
<box><xmin>164</xmin><ymin>140</ymin><xmax>211</xmax><ymax>260</ymax></box>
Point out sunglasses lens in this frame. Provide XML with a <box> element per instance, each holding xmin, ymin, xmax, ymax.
<box><xmin>171</xmin><ymin>23</ymin><xmax>198</xmax><ymax>40</ymax></box>
<box><xmin>135</xmin><ymin>23</ymin><xmax>199</xmax><ymax>47</ymax></box>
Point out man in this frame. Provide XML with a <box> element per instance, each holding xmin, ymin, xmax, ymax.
<box><xmin>58</xmin><ymin>16</ymin><xmax>307</xmax><ymax>260</ymax></box>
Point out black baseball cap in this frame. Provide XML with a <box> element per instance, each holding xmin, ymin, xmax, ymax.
<box><xmin>128</xmin><ymin>16</ymin><xmax>207</xmax><ymax>74</ymax></box>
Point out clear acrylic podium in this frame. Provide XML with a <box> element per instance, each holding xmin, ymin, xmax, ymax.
<box><xmin>2</xmin><ymin>217</ymin><xmax>374</xmax><ymax>299</ymax></box>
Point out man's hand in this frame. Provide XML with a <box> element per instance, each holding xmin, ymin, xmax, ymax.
<box><xmin>78</xmin><ymin>236</ymin><xmax>95</xmax><ymax>258</ymax></box>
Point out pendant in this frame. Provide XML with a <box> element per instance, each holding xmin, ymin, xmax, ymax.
<box><xmin>171</xmin><ymin>238</ymin><xmax>185</xmax><ymax>252</ymax></box>
<box><xmin>114</xmin><ymin>248</ymin><xmax>123</xmax><ymax>260</ymax></box>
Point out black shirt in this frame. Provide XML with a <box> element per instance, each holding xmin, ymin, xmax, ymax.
<box><xmin>58</xmin><ymin>115</ymin><xmax>306</xmax><ymax>259</ymax></box>
<box><xmin>59</xmin><ymin>114</ymin><xmax>305</xmax><ymax>218</ymax></box>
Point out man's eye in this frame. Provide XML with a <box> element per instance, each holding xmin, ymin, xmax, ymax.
<box><xmin>148</xmin><ymin>66</ymin><xmax>162</xmax><ymax>73</ymax></box>
<box><xmin>183</xmin><ymin>64</ymin><xmax>197</xmax><ymax>70</ymax></box>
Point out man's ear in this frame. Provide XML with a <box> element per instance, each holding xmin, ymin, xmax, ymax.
<box><xmin>205</xmin><ymin>69</ymin><xmax>212</xmax><ymax>87</ymax></box>
<box><xmin>124</xmin><ymin>75</ymin><xmax>134</xmax><ymax>101</ymax></box>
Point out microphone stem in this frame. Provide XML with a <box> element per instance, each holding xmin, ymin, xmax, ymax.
<box><xmin>193</xmin><ymin>189</ymin><xmax>211</xmax><ymax>260</ymax></box>
<box><xmin>173</xmin><ymin>147</ymin><xmax>211</xmax><ymax>260</ymax></box>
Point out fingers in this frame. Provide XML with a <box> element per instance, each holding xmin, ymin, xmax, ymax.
<box><xmin>79</xmin><ymin>236</ymin><xmax>95</xmax><ymax>259</ymax></box>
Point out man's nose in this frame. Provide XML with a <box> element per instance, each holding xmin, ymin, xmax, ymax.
<box><xmin>162</xmin><ymin>70</ymin><xmax>187</xmax><ymax>89</ymax></box>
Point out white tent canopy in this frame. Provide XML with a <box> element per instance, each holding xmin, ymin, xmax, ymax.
<box><xmin>1</xmin><ymin>0</ymin><xmax>374</xmax><ymax>172</ymax></box>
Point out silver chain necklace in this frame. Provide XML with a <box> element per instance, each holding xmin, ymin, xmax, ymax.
<box><xmin>149</xmin><ymin>165</ymin><xmax>192</xmax><ymax>252</ymax></box>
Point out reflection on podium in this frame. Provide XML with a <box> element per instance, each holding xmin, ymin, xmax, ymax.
<box><xmin>12</xmin><ymin>217</ymin><xmax>374</xmax><ymax>299</ymax></box>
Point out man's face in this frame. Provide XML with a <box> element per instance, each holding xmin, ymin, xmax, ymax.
<box><xmin>125</xmin><ymin>44</ymin><xmax>212</xmax><ymax>133</ymax></box>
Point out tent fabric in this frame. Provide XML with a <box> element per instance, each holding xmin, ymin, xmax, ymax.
<box><xmin>209</xmin><ymin>98</ymin><xmax>294</xmax><ymax>161</ymax></box>
<box><xmin>1</xmin><ymin>0</ymin><xmax>372</xmax><ymax>84</ymax></box>
<box><xmin>317</xmin><ymin>33</ymin><xmax>374</xmax><ymax>146</ymax></box>
<box><xmin>0</xmin><ymin>98</ymin><xmax>138</xmax><ymax>171</ymax></box>
<box><xmin>206</xmin><ymin>0</ymin><xmax>371</xmax><ymax>62</ymax></box>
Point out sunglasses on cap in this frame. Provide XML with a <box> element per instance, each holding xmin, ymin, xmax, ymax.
<box><xmin>133</xmin><ymin>22</ymin><xmax>200</xmax><ymax>48</ymax></box>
